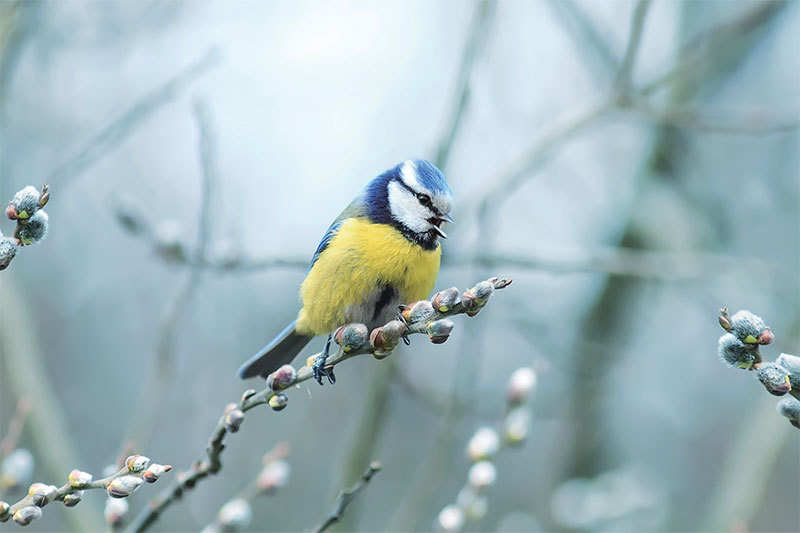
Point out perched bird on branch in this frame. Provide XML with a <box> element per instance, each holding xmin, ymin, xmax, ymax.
<box><xmin>238</xmin><ymin>159</ymin><xmax>454</xmax><ymax>385</ymax></box>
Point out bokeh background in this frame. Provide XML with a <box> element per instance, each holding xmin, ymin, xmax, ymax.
<box><xmin>1</xmin><ymin>0</ymin><xmax>798</xmax><ymax>531</ymax></box>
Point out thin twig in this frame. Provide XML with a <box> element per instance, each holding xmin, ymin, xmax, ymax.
<box><xmin>434</xmin><ymin>0</ymin><xmax>496</xmax><ymax>170</ymax></box>
<box><xmin>125</xmin><ymin>277</ymin><xmax>511</xmax><ymax>532</ymax></box>
<box><xmin>629</xmin><ymin>101</ymin><xmax>800</xmax><ymax>135</ymax></box>
<box><xmin>312</xmin><ymin>462</ymin><xmax>382</xmax><ymax>533</ymax></box>
<box><xmin>0</xmin><ymin>398</ymin><xmax>31</xmax><ymax>461</ymax></box>
<box><xmin>51</xmin><ymin>49</ymin><xmax>221</xmax><ymax>187</ymax></box>
<box><xmin>614</xmin><ymin>0</ymin><xmax>651</xmax><ymax>97</ymax></box>
<box><xmin>121</xmin><ymin>100</ymin><xmax>218</xmax><ymax>453</ymax></box>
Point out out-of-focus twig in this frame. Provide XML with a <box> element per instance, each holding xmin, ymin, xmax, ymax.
<box><xmin>614</xmin><ymin>0</ymin><xmax>651</xmax><ymax>97</ymax></box>
<box><xmin>121</xmin><ymin>100</ymin><xmax>218</xmax><ymax>453</ymax></box>
<box><xmin>0</xmin><ymin>399</ymin><xmax>31</xmax><ymax>461</ymax></box>
<box><xmin>434</xmin><ymin>0</ymin><xmax>496</xmax><ymax>170</ymax></box>
<box><xmin>125</xmin><ymin>277</ymin><xmax>511</xmax><ymax>533</ymax></box>
<box><xmin>51</xmin><ymin>49</ymin><xmax>221</xmax><ymax>187</ymax></box>
<box><xmin>0</xmin><ymin>455</ymin><xmax>171</xmax><ymax>527</ymax></box>
<box><xmin>629</xmin><ymin>101</ymin><xmax>800</xmax><ymax>135</ymax></box>
<box><xmin>312</xmin><ymin>462</ymin><xmax>382</xmax><ymax>533</ymax></box>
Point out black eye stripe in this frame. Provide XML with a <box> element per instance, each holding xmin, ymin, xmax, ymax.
<box><xmin>396</xmin><ymin>179</ymin><xmax>435</xmax><ymax>210</ymax></box>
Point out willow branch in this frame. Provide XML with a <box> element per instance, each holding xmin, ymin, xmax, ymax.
<box><xmin>126</xmin><ymin>276</ymin><xmax>511</xmax><ymax>532</ymax></box>
<box><xmin>614</xmin><ymin>0</ymin><xmax>651</xmax><ymax>98</ymax></box>
<box><xmin>0</xmin><ymin>456</ymin><xmax>171</xmax><ymax>527</ymax></box>
<box><xmin>312</xmin><ymin>462</ymin><xmax>382</xmax><ymax>533</ymax></box>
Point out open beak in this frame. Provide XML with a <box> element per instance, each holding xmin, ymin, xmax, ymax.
<box><xmin>439</xmin><ymin>213</ymin><xmax>455</xmax><ymax>224</ymax></box>
<box><xmin>430</xmin><ymin>213</ymin><xmax>453</xmax><ymax>239</ymax></box>
<box><xmin>431</xmin><ymin>225</ymin><xmax>448</xmax><ymax>239</ymax></box>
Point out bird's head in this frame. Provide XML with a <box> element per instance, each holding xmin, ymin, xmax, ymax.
<box><xmin>365</xmin><ymin>159</ymin><xmax>453</xmax><ymax>250</ymax></box>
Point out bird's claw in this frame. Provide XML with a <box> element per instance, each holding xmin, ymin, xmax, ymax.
<box><xmin>312</xmin><ymin>355</ymin><xmax>336</xmax><ymax>385</ymax></box>
<box><xmin>396</xmin><ymin>308</ymin><xmax>412</xmax><ymax>345</ymax></box>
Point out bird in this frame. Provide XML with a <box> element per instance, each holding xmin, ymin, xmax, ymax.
<box><xmin>237</xmin><ymin>159</ymin><xmax>453</xmax><ymax>385</ymax></box>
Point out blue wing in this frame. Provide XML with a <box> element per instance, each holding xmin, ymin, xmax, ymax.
<box><xmin>307</xmin><ymin>196</ymin><xmax>367</xmax><ymax>272</ymax></box>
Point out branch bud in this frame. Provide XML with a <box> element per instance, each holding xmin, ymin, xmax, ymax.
<box><xmin>1</xmin><ymin>448</ymin><xmax>34</xmax><ymax>490</ymax></box>
<box><xmin>756</xmin><ymin>362</ymin><xmax>791</xmax><ymax>396</ymax></box>
<box><xmin>68</xmin><ymin>469</ymin><xmax>93</xmax><ymax>488</ymax></box>
<box><xmin>224</xmin><ymin>408</ymin><xmax>245</xmax><ymax>432</ymax></box>
<box><xmin>0</xmin><ymin>238</ymin><xmax>18</xmax><ymax>271</ymax></box>
<box><xmin>431</xmin><ymin>287</ymin><xmax>460</xmax><ymax>312</ymax></box>
<box><xmin>269</xmin><ymin>394</ymin><xmax>288</xmax><ymax>411</ymax></box>
<box><xmin>16</xmin><ymin>210</ymin><xmax>49</xmax><ymax>245</ymax></box>
<box><xmin>468</xmin><ymin>461</ymin><xmax>497</xmax><ymax>490</ymax></box>
<box><xmin>0</xmin><ymin>501</ymin><xmax>9</xmax><ymax>519</ymax></box>
<box><xmin>10</xmin><ymin>186</ymin><xmax>42</xmax><ymax>220</ymax></box>
<box><xmin>436</xmin><ymin>505</ymin><xmax>465</xmax><ymax>533</ymax></box>
<box><xmin>5</xmin><ymin>204</ymin><xmax>17</xmax><ymax>220</ymax></box>
<box><xmin>461</xmin><ymin>290</ymin><xmax>479</xmax><ymax>316</ymax></box>
<box><xmin>503</xmin><ymin>407</ymin><xmax>531</xmax><ymax>445</ymax></box>
<box><xmin>28</xmin><ymin>483</ymin><xmax>57</xmax><ymax>507</ymax></box>
<box><xmin>718</xmin><ymin>333</ymin><xmax>760</xmax><ymax>369</ymax></box>
<box><xmin>334</xmin><ymin>323</ymin><xmax>369</xmax><ymax>352</ymax></box>
<box><xmin>266</xmin><ymin>365</ymin><xmax>297</xmax><ymax>391</ymax></box>
<box><xmin>12</xmin><ymin>505</ymin><xmax>41</xmax><ymax>526</ymax></box>
<box><xmin>38</xmin><ymin>185</ymin><xmax>50</xmax><ymax>208</ymax></box>
<box><xmin>218</xmin><ymin>498</ymin><xmax>253</xmax><ymax>529</ymax></box>
<box><xmin>125</xmin><ymin>455</ymin><xmax>150</xmax><ymax>473</ymax></box>
<box><xmin>777</xmin><ymin>396</ymin><xmax>800</xmax><ymax>429</ymax></box>
<box><xmin>427</xmin><ymin>318</ymin><xmax>454</xmax><ymax>344</ymax></box>
<box><xmin>104</xmin><ymin>496</ymin><xmax>129</xmax><ymax>524</ymax></box>
<box><xmin>142</xmin><ymin>464</ymin><xmax>172</xmax><ymax>483</ymax></box>
<box><xmin>107</xmin><ymin>475</ymin><xmax>143</xmax><ymax>498</ymax></box>
<box><xmin>402</xmin><ymin>300</ymin><xmax>435</xmax><ymax>324</ymax></box>
<box><xmin>467</xmin><ymin>427</ymin><xmax>500</xmax><ymax>461</ymax></box>
<box><xmin>370</xmin><ymin>322</ymin><xmax>403</xmax><ymax>359</ymax></box>
<box><xmin>727</xmin><ymin>310</ymin><xmax>769</xmax><ymax>346</ymax></box>
<box><xmin>63</xmin><ymin>491</ymin><xmax>83</xmax><ymax>507</ymax></box>
<box><xmin>241</xmin><ymin>389</ymin><xmax>257</xmax><ymax>402</ymax></box>
<box><xmin>507</xmin><ymin>367</ymin><xmax>538</xmax><ymax>406</ymax></box>
<box><xmin>256</xmin><ymin>460</ymin><xmax>291</xmax><ymax>494</ymax></box>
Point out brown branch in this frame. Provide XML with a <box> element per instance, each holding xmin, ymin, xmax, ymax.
<box><xmin>0</xmin><ymin>456</ymin><xmax>171</xmax><ymax>527</ymax></box>
<box><xmin>125</xmin><ymin>276</ymin><xmax>512</xmax><ymax>532</ymax></box>
<box><xmin>312</xmin><ymin>462</ymin><xmax>382</xmax><ymax>533</ymax></box>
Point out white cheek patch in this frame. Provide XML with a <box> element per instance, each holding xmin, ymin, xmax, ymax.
<box><xmin>434</xmin><ymin>194</ymin><xmax>452</xmax><ymax>215</ymax></box>
<box><xmin>387</xmin><ymin>181</ymin><xmax>433</xmax><ymax>233</ymax></box>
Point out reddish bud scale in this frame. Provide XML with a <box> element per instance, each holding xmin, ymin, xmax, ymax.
<box><xmin>369</xmin><ymin>328</ymin><xmax>395</xmax><ymax>359</ymax></box>
<box><xmin>266</xmin><ymin>365</ymin><xmax>297</xmax><ymax>391</ymax></box>
<box><xmin>5</xmin><ymin>204</ymin><xmax>17</xmax><ymax>220</ymax></box>
<box><xmin>431</xmin><ymin>287</ymin><xmax>461</xmax><ymax>312</ymax></box>
<box><xmin>758</xmin><ymin>328</ymin><xmax>775</xmax><ymax>345</ymax></box>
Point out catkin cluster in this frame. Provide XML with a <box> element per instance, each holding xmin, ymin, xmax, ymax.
<box><xmin>717</xmin><ymin>308</ymin><xmax>800</xmax><ymax>429</ymax></box>
<box><xmin>1</xmin><ymin>185</ymin><xmax>50</xmax><ymax>271</ymax></box>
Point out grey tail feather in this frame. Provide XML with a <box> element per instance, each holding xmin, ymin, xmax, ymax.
<box><xmin>237</xmin><ymin>320</ymin><xmax>313</xmax><ymax>379</ymax></box>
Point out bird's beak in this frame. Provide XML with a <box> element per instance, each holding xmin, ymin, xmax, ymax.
<box><xmin>432</xmin><ymin>225</ymin><xmax>448</xmax><ymax>239</ymax></box>
<box><xmin>439</xmin><ymin>213</ymin><xmax>455</xmax><ymax>224</ymax></box>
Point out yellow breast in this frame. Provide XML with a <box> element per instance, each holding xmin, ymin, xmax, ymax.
<box><xmin>296</xmin><ymin>218</ymin><xmax>441</xmax><ymax>335</ymax></box>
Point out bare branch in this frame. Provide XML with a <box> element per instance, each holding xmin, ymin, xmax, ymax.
<box><xmin>125</xmin><ymin>276</ymin><xmax>511</xmax><ymax>532</ymax></box>
<box><xmin>51</xmin><ymin>49</ymin><xmax>221</xmax><ymax>187</ymax></box>
<box><xmin>615</xmin><ymin>0</ymin><xmax>651</xmax><ymax>98</ymax></box>
<box><xmin>0</xmin><ymin>456</ymin><xmax>171</xmax><ymax>527</ymax></box>
<box><xmin>0</xmin><ymin>399</ymin><xmax>30</xmax><ymax>461</ymax></box>
<box><xmin>434</xmin><ymin>0</ymin><xmax>496</xmax><ymax>170</ymax></box>
<box><xmin>312</xmin><ymin>462</ymin><xmax>382</xmax><ymax>533</ymax></box>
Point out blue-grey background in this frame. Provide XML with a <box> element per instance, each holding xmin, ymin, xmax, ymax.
<box><xmin>1</xmin><ymin>1</ymin><xmax>798</xmax><ymax>532</ymax></box>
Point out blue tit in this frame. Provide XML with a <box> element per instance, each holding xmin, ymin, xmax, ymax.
<box><xmin>238</xmin><ymin>159</ymin><xmax>454</xmax><ymax>385</ymax></box>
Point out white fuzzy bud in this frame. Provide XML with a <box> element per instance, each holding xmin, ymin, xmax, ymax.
<box><xmin>257</xmin><ymin>460</ymin><xmax>291</xmax><ymax>493</ymax></box>
<box><xmin>0</xmin><ymin>448</ymin><xmax>34</xmax><ymax>490</ymax></box>
<box><xmin>107</xmin><ymin>475</ymin><xmax>143</xmax><ymax>498</ymax></box>
<box><xmin>125</xmin><ymin>455</ymin><xmax>151</xmax><ymax>473</ymax></box>
<box><xmin>467</xmin><ymin>427</ymin><xmax>500</xmax><ymax>461</ymax></box>
<box><xmin>468</xmin><ymin>461</ymin><xmax>497</xmax><ymax>489</ymax></box>
<box><xmin>13</xmin><ymin>505</ymin><xmax>42</xmax><ymax>526</ymax></box>
<box><xmin>507</xmin><ymin>367</ymin><xmax>537</xmax><ymax>405</ymax></box>
<box><xmin>104</xmin><ymin>496</ymin><xmax>129</xmax><ymax>524</ymax></box>
<box><xmin>218</xmin><ymin>498</ymin><xmax>252</xmax><ymax>528</ymax></box>
<box><xmin>436</xmin><ymin>505</ymin><xmax>465</xmax><ymax>532</ymax></box>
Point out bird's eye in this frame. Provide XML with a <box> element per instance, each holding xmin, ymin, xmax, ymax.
<box><xmin>416</xmin><ymin>193</ymin><xmax>432</xmax><ymax>207</ymax></box>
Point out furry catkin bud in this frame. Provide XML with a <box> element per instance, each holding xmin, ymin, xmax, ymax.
<box><xmin>461</xmin><ymin>290</ymin><xmax>479</xmax><ymax>316</ymax></box>
<box><xmin>464</xmin><ymin>494</ymin><xmax>488</xmax><ymax>521</ymax></box>
<box><xmin>0</xmin><ymin>238</ymin><xmax>17</xmax><ymax>270</ymax></box>
<box><xmin>0</xmin><ymin>501</ymin><xmax>8</xmax><ymax>518</ymax></box>
<box><xmin>334</xmin><ymin>323</ymin><xmax>369</xmax><ymax>352</ymax></box>
<box><xmin>756</xmin><ymin>363</ymin><xmax>792</xmax><ymax>396</ymax></box>
<box><xmin>370</xmin><ymin>324</ymin><xmax>402</xmax><ymax>359</ymax></box>
<box><xmin>427</xmin><ymin>319</ymin><xmax>454</xmax><ymax>344</ymax></box>
<box><xmin>436</xmin><ymin>505</ymin><xmax>465</xmax><ymax>533</ymax></box>
<box><xmin>468</xmin><ymin>461</ymin><xmax>497</xmax><ymax>489</ymax></box>
<box><xmin>467</xmin><ymin>427</ymin><xmax>500</xmax><ymax>461</ymax></box>
<box><xmin>718</xmin><ymin>333</ymin><xmax>760</xmax><ymax>369</ymax></box>
<box><xmin>107</xmin><ymin>475</ymin><xmax>143</xmax><ymax>498</ymax></box>
<box><xmin>507</xmin><ymin>367</ymin><xmax>538</xmax><ymax>405</ymax></box>
<box><xmin>11</xmin><ymin>186</ymin><xmax>41</xmax><ymax>220</ymax></box>
<box><xmin>68</xmin><ymin>470</ymin><xmax>93</xmax><ymax>488</ymax></box>
<box><xmin>142</xmin><ymin>463</ymin><xmax>172</xmax><ymax>483</ymax></box>
<box><xmin>431</xmin><ymin>287</ymin><xmax>460</xmax><ymax>312</ymax></box>
<box><xmin>28</xmin><ymin>483</ymin><xmax>57</xmax><ymax>507</ymax></box>
<box><xmin>472</xmin><ymin>281</ymin><xmax>495</xmax><ymax>305</ymax></box>
<box><xmin>269</xmin><ymin>394</ymin><xmax>288</xmax><ymax>411</ymax></box>
<box><xmin>503</xmin><ymin>407</ymin><xmax>531</xmax><ymax>445</ymax></box>
<box><xmin>104</xmin><ymin>496</ymin><xmax>129</xmax><ymax>524</ymax></box>
<box><xmin>257</xmin><ymin>460</ymin><xmax>291</xmax><ymax>493</ymax></box>
<box><xmin>224</xmin><ymin>408</ymin><xmax>245</xmax><ymax>432</ymax></box>
<box><xmin>776</xmin><ymin>396</ymin><xmax>800</xmax><ymax>428</ymax></box>
<box><xmin>17</xmin><ymin>210</ymin><xmax>49</xmax><ymax>245</ymax></box>
<box><xmin>218</xmin><ymin>498</ymin><xmax>253</xmax><ymax>528</ymax></box>
<box><xmin>402</xmin><ymin>300</ymin><xmax>436</xmax><ymax>324</ymax></box>
<box><xmin>1</xmin><ymin>448</ymin><xmax>34</xmax><ymax>490</ymax></box>
<box><xmin>125</xmin><ymin>455</ymin><xmax>150</xmax><ymax>473</ymax></box>
<box><xmin>728</xmin><ymin>310</ymin><xmax>769</xmax><ymax>345</ymax></box>
<box><xmin>13</xmin><ymin>505</ymin><xmax>42</xmax><ymax>526</ymax></box>
<box><xmin>776</xmin><ymin>353</ymin><xmax>800</xmax><ymax>389</ymax></box>
<box><xmin>267</xmin><ymin>364</ymin><xmax>297</xmax><ymax>391</ymax></box>
<box><xmin>63</xmin><ymin>491</ymin><xmax>83</xmax><ymax>507</ymax></box>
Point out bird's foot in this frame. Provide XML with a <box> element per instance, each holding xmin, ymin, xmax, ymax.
<box><xmin>312</xmin><ymin>355</ymin><xmax>336</xmax><ymax>385</ymax></box>
<box><xmin>396</xmin><ymin>307</ymin><xmax>412</xmax><ymax>345</ymax></box>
